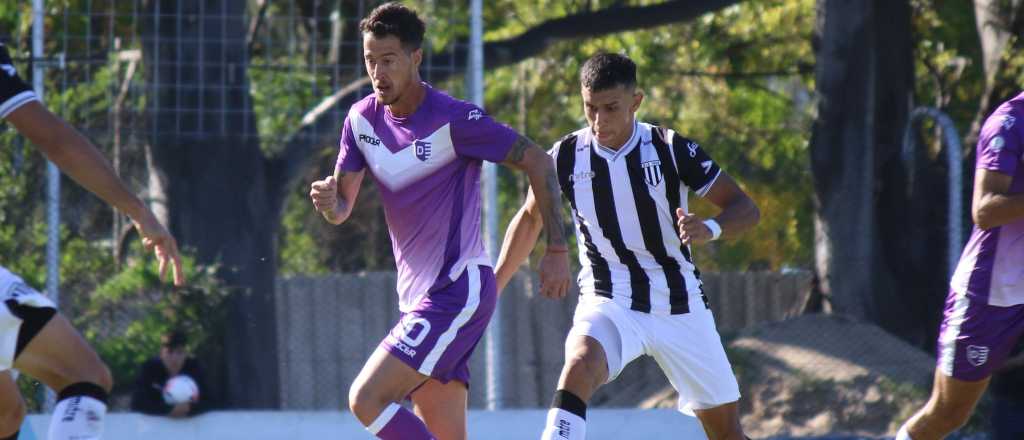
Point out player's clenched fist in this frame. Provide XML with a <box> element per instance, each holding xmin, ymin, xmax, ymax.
<box><xmin>310</xmin><ymin>175</ymin><xmax>342</xmax><ymax>224</ymax></box>
<box><xmin>676</xmin><ymin>208</ymin><xmax>712</xmax><ymax>245</ymax></box>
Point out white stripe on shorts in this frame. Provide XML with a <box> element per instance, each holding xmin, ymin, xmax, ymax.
<box><xmin>939</xmin><ymin>291</ymin><xmax>970</xmax><ymax>376</ymax></box>
<box><xmin>418</xmin><ymin>265</ymin><xmax>481</xmax><ymax>376</ymax></box>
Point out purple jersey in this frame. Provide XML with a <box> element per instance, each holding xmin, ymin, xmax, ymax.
<box><xmin>950</xmin><ymin>92</ymin><xmax>1024</xmax><ymax>306</ymax></box>
<box><xmin>335</xmin><ymin>84</ymin><xmax>517</xmax><ymax>311</ymax></box>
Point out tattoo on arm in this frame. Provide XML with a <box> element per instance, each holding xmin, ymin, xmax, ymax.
<box><xmin>502</xmin><ymin>135</ymin><xmax>532</xmax><ymax>165</ymax></box>
<box><xmin>541</xmin><ymin>168</ymin><xmax>567</xmax><ymax>247</ymax></box>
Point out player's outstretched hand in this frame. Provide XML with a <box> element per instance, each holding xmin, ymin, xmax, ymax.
<box><xmin>676</xmin><ymin>208</ymin><xmax>712</xmax><ymax>246</ymax></box>
<box><xmin>132</xmin><ymin>212</ymin><xmax>185</xmax><ymax>286</ymax></box>
<box><xmin>538</xmin><ymin>247</ymin><xmax>571</xmax><ymax>300</ymax></box>
<box><xmin>310</xmin><ymin>175</ymin><xmax>341</xmax><ymax>223</ymax></box>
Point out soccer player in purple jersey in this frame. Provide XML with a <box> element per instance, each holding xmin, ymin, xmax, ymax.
<box><xmin>896</xmin><ymin>92</ymin><xmax>1024</xmax><ymax>440</ymax></box>
<box><xmin>0</xmin><ymin>43</ymin><xmax>184</xmax><ymax>440</ymax></box>
<box><xmin>308</xmin><ymin>4</ymin><xmax>569</xmax><ymax>440</ymax></box>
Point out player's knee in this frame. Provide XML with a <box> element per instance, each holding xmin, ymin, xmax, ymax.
<box><xmin>0</xmin><ymin>399</ymin><xmax>26</xmax><ymax>436</ymax></box>
<box><xmin>348</xmin><ymin>380</ymin><xmax>386</xmax><ymax>424</ymax></box>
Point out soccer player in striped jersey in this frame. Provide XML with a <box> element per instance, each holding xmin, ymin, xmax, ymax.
<box><xmin>496</xmin><ymin>53</ymin><xmax>760</xmax><ymax>440</ymax></box>
<box><xmin>308</xmin><ymin>4</ymin><xmax>569</xmax><ymax>440</ymax></box>
<box><xmin>0</xmin><ymin>42</ymin><xmax>184</xmax><ymax>440</ymax></box>
<box><xmin>895</xmin><ymin>92</ymin><xmax>1024</xmax><ymax>440</ymax></box>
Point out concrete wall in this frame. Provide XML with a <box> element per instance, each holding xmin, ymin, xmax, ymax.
<box><xmin>23</xmin><ymin>409</ymin><xmax>706</xmax><ymax>440</ymax></box>
<box><xmin>275</xmin><ymin>271</ymin><xmax>812</xmax><ymax>410</ymax></box>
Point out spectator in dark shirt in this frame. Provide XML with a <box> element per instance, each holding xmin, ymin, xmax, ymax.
<box><xmin>130</xmin><ymin>330</ymin><xmax>208</xmax><ymax>418</ymax></box>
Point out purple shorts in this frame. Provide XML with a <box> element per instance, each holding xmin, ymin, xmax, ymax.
<box><xmin>937</xmin><ymin>289</ymin><xmax>1024</xmax><ymax>381</ymax></box>
<box><xmin>381</xmin><ymin>264</ymin><xmax>496</xmax><ymax>386</ymax></box>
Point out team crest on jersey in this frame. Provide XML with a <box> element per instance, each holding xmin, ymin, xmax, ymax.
<box><xmin>641</xmin><ymin>160</ymin><xmax>663</xmax><ymax>187</ymax></box>
<box><xmin>414</xmin><ymin>140</ymin><xmax>432</xmax><ymax>161</ymax></box>
<box><xmin>966</xmin><ymin>345</ymin><xmax>989</xmax><ymax>367</ymax></box>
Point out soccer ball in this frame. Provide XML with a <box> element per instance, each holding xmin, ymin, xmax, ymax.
<box><xmin>162</xmin><ymin>374</ymin><xmax>199</xmax><ymax>405</ymax></box>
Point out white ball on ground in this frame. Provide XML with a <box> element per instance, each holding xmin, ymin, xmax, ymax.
<box><xmin>163</xmin><ymin>374</ymin><xmax>199</xmax><ymax>405</ymax></box>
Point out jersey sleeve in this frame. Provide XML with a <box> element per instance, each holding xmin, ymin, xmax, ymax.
<box><xmin>451</xmin><ymin>104</ymin><xmax>519</xmax><ymax>163</ymax></box>
<box><xmin>975</xmin><ymin>110</ymin><xmax>1022</xmax><ymax>177</ymax></box>
<box><xmin>0</xmin><ymin>44</ymin><xmax>39</xmax><ymax>119</ymax></box>
<box><xmin>335</xmin><ymin>114</ymin><xmax>366</xmax><ymax>173</ymax></box>
<box><xmin>671</xmin><ymin>133</ymin><xmax>721</xmax><ymax>197</ymax></box>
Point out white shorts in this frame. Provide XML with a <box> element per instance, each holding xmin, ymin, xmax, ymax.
<box><xmin>566</xmin><ymin>295</ymin><xmax>740</xmax><ymax>414</ymax></box>
<box><xmin>0</xmin><ymin>266</ymin><xmax>56</xmax><ymax>370</ymax></box>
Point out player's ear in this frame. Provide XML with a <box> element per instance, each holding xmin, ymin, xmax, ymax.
<box><xmin>410</xmin><ymin>47</ymin><xmax>423</xmax><ymax>70</ymax></box>
<box><xmin>631</xmin><ymin>89</ymin><xmax>644</xmax><ymax>113</ymax></box>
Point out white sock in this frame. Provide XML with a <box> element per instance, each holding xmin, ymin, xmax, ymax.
<box><xmin>48</xmin><ymin>395</ymin><xmax>106</xmax><ymax>440</ymax></box>
<box><xmin>540</xmin><ymin>408</ymin><xmax>586</xmax><ymax>440</ymax></box>
<box><xmin>895</xmin><ymin>424</ymin><xmax>915</xmax><ymax>440</ymax></box>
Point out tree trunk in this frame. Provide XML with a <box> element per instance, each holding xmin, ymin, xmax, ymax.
<box><xmin>811</xmin><ymin>0</ymin><xmax>941</xmax><ymax>346</ymax></box>
<box><xmin>141</xmin><ymin>0</ymin><xmax>280</xmax><ymax>408</ymax></box>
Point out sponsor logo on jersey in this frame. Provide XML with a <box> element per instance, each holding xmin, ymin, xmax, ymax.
<box><xmin>414</xmin><ymin>140</ymin><xmax>432</xmax><ymax>161</ymax></box>
<box><xmin>701</xmin><ymin>160</ymin><xmax>714</xmax><ymax>175</ymax></box>
<box><xmin>687</xmin><ymin>141</ymin><xmax>699</xmax><ymax>158</ymax></box>
<box><xmin>570</xmin><ymin>171</ymin><xmax>596</xmax><ymax>183</ymax></box>
<box><xmin>0</xmin><ymin>64</ymin><xmax>15</xmax><ymax>77</ymax></box>
<box><xmin>1002</xmin><ymin>115</ymin><xmax>1016</xmax><ymax>130</ymax></box>
<box><xmin>966</xmin><ymin>345</ymin><xmax>989</xmax><ymax>367</ymax></box>
<box><xmin>641</xmin><ymin>159</ymin><xmax>662</xmax><ymax>187</ymax></box>
<box><xmin>467</xmin><ymin>109</ymin><xmax>482</xmax><ymax>121</ymax></box>
<box><xmin>358</xmin><ymin>134</ymin><xmax>380</xmax><ymax>146</ymax></box>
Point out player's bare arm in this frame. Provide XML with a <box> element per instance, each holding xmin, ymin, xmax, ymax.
<box><xmin>677</xmin><ymin>172</ymin><xmax>760</xmax><ymax>245</ymax></box>
<box><xmin>495</xmin><ymin>188</ymin><xmax>545</xmax><ymax>293</ymax></box>
<box><xmin>6</xmin><ymin>100</ymin><xmax>184</xmax><ymax>286</ymax></box>
<box><xmin>971</xmin><ymin>168</ymin><xmax>1024</xmax><ymax>230</ymax></box>
<box><xmin>501</xmin><ymin>135</ymin><xmax>571</xmax><ymax>299</ymax></box>
<box><xmin>310</xmin><ymin>169</ymin><xmax>366</xmax><ymax>225</ymax></box>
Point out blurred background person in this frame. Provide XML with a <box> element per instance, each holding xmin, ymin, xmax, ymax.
<box><xmin>131</xmin><ymin>330</ymin><xmax>209</xmax><ymax>418</ymax></box>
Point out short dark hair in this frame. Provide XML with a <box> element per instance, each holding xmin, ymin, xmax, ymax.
<box><xmin>580</xmin><ymin>52</ymin><xmax>637</xmax><ymax>92</ymax></box>
<box><xmin>359</xmin><ymin>2</ymin><xmax>425</xmax><ymax>50</ymax></box>
<box><xmin>162</xmin><ymin>330</ymin><xmax>187</xmax><ymax>350</ymax></box>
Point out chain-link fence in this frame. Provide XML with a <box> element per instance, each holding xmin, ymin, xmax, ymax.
<box><xmin>0</xmin><ymin>1</ymin><xmax>1006</xmax><ymax>438</ymax></box>
<box><xmin>1</xmin><ymin>0</ymin><xmax>468</xmax><ymax>411</ymax></box>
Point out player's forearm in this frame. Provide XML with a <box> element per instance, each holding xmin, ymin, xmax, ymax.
<box><xmin>11</xmin><ymin>103</ymin><xmax>148</xmax><ymax>221</ymax></box>
<box><xmin>712</xmin><ymin>195</ymin><xmax>760</xmax><ymax>240</ymax></box>
<box><xmin>322</xmin><ymin>198</ymin><xmax>354</xmax><ymax>225</ymax></box>
<box><xmin>973</xmin><ymin>193</ymin><xmax>1024</xmax><ymax>230</ymax></box>
<box><xmin>495</xmin><ymin>205</ymin><xmax>544</xmax><ymax>292</ymax></box>
<box><xmin>523</xmin><ymin>157</ymin><xmax>568</xmax><ymax>249</ymax></box>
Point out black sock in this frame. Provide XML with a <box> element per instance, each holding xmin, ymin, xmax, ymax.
<box><xmin>551</xmin><ymin>389</ymin><xmax>587</xmax><ymax>420</ymax></box>
<box><xmin>0</xmin><ymin>430</ymin><xmax>18</xmax><ymax>440</ymax></box>
<box><xmin>58</xmin><ymin>382</ymin><xmax>109</xmax><ymax>405</ymax></box>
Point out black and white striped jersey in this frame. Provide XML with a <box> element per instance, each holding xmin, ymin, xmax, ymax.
<box><xmin>552</xmin><ymin>120</ymin><xmax>722</xmax><ymax>315</ymax></box>
<box><xmin>0</xmin><ymin>44</ymin><xmax>38</xmax><ymax>119</ymax></box>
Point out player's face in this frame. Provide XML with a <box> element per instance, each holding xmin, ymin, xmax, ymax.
<box><xmin>363</xmin><ymin>33</ymin><xmax>422</xmax><ymax>106</ymax></box>
<box><xmin>160</xmin><ymin>346</ymin><xmax>187</xmax><ymax>375</ymax></box>
<box><xmin>582</xmin><ymin>85</ymin><xmax>643</xmax><ymax>148</ymax></box>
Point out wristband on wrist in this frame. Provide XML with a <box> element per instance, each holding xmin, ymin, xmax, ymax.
<box><xmin>703</xmin><ymin>219</ymin><xmax>722</xmax><ymax>241</ymax></box>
